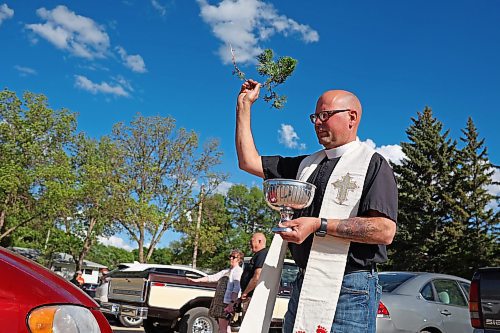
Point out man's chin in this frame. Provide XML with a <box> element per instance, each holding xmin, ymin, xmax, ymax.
<box><xmin>317</xmin><ymin>137</ymin><xmax>331</xmax><ymax>147</ymax></box>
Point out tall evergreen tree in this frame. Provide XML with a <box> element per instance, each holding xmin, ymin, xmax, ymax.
<box><xmin>390</xmin><ymin>107</ymin><xmax>461</xmax><ymax>273</ymax></box>
<box><xmin>453</xmin><ymin>118</ymin><xmax>499</xmax><ymax>277</ymax></box>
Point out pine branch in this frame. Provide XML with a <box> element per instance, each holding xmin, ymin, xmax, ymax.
<box><xmin>230</xmin><ymin>46</ymin><xmax>297</xmax><ymax>110</ymax></box>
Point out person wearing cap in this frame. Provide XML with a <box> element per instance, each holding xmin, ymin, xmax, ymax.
<box><xmin>234</xmin><ymin>80</ymin><xmax>398</xmax><ymax>333</ymax></box>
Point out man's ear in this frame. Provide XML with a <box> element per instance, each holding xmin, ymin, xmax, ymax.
<box><xmin>348</xmin><ymin>110</ymin><xmax>358</xmax><ymax>127</ymax></box>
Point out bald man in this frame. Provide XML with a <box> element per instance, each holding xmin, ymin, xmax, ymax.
<box><xmin>239</xmin><ymin>232</ymin><xmax>268</xmax><ymax>302</ymax></box>
<box><xmin>235</xmin><ymin>80</ymin><xmax>397</xmax><ymax>333</ymax></box>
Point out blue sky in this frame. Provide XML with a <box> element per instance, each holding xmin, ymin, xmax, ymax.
<box><xmin>1</xmin><ymin>0</ymin><xmax>498</xmax><ymax>250</ymax></box>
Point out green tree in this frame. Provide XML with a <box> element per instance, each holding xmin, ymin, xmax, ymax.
<box><xmin>112</xmin><ymin>115</ymin><xmax>226</xmax><ymax>263</ymax></box>
<box><xmin>176</xmin><ymin>193</ymin><xmax>232</xmax><ymax>270</ymax></box>
<box><xmin>87</xmin><ymin>243</ymin><xmax>135</xmax><ymax>270</ymax></box>
<box><xmin>167</xmin><ymin>184</ymin><xmax>276</xmax><ymax>272</ymax></box>
<box><xmin>390</xmin><ymin>107</ymin><xmax>461</xmax><ymax>273</ymax></box>
<box><xmin>149</xmin><ymin>247</ymin><xmax>175</xmax><ymax>265</ymax></box>
<box><xmin>59</xmin><ymin>135</ymin><xmax>122</xmax><ymax>271</ymax></box>
<box><xmin>225</xmin><ymin>184</ymin><xmax>277</xmax><ymax>234</ymax></box>
<box><xmin>452</xmin><ymin>118</ymin><xmax>499</xmax><ymax>276</ymax></box>
<box><xmin>0</xmin><ymin>90</ymin><xmax>76</xmax><ymax>244</ymax></box>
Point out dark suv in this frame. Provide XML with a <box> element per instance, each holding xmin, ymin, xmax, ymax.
<box><xmin>470</xmin><ymin>267</ymin><xmax>500</xmax><ymax>333</ymax></box>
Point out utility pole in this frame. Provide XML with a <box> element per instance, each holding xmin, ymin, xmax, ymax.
<box><xmin>192</xmin><ymin>185</ymin><xmax>204</xmax><ymax>269</ymax></box>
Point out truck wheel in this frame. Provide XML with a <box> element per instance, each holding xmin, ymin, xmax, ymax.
<box><xmin>118</xmin><ymin>315</ymin><xmax>143</xmax><ymax>327</ymax></box>
<box><xmin>179</xmin><ymin>307</ymin><xmax>218</xmax><ymax>333</ymax></box>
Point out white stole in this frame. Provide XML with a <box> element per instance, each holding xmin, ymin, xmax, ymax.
<box><xmin>239</xmin><ymin>140</ymin><xmax>374</xmax><ymax>333</ymax></box>
<box><xmin>293</xmin><ymin>140</ymin><xmax>374</xmax><ymax>332</ymax></box>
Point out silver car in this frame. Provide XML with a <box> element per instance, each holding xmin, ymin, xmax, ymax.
<box><xmin>377</xmin><ymin>272</ymin><xmax>472</xmax><ymax>333</ymax></box>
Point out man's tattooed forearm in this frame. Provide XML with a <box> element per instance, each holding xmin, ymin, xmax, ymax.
<box><xmin>336</xmin><ymin>217</ymin><xmax>377</xmax><ymax>241</ymax></box>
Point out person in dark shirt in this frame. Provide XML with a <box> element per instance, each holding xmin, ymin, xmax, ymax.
<box><xmin>234</xmin><ymin>79</ymin><xmax>397</xmax><ymax>333</ymax></box>
<box><xmin>236</xmin><ymin>232</ymin><xmax>268</xmax><ymax>313</ymax></box>
<box><xmin>70</xmin><ymin>270</ymin><xmax>84</xmax><ymax>287</ymax></box>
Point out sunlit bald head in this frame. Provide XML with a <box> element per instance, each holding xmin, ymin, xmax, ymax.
<box><xmin>313</xmin><ymin>90</ymin><xmax>362</xmax><ymax>149</ymax></box>
<box><xmin>250</xmin><ymin>232</ymin><xmax>266</xmax><ymax>253</ymax></box>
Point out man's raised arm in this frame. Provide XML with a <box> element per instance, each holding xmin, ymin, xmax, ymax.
<box><xmin>235</xmin><ymin>79</ymin><xmax>265</xmax><ymax>179</ymax></box>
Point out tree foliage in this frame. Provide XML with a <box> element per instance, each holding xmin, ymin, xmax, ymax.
<box><xmin>87</xmin><ymin>243</ymin><xmax>135</xmax><ymax>270</ymax></box>
<box><xmin>111</xmin><ymin>114</ymin><xmax>226</xmax><ymax>263</ymax></box>
<box><xmin>389</xmin><ymin>108</ymin><xmax>499</xmax><ymax>278</ymax></box>
<box><xmin>0</xmin><ymin>89</ymin><xmax>76</xmax><ymax>244</ymax></box>
<box><xmin>452</xmin><ymin>118</ymin><xmax>499</xmax><ymax>276</ymax></box>
<box><xmin>60</xmin><ymin>135</ymin><xmax>122</xmax><ymax>271</ymax></box>
<box><xmin>166</xmin><ymin>185</ymin><xmax>275</xmax><ymax>271</ymax></box>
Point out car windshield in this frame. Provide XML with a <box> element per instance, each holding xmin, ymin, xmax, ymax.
<box><xmin>379</xmin><ymin>272</ymin><xmax>417</xmax><ymax>292</ymax></box>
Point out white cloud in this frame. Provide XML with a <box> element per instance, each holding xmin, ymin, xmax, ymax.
<box><xmin>0</xmin><ymin>3</ymin><xmax>14</xmax><ymax>26</ymax></box>
<box><xmin>486</xmin><ymin>167</ymin><xmax>499</xmax><ymax>211</ymax></box>
<box><xmin>74</xmin><ymin>75</ymin><xmax>130</xmax><ymax>97</ymax></box>
<box><xmin>278</xmin><ymin>123</ymin><xmax>306</xmax><ymax>150</ymax></box>
<box><xmin>197</xmin><ymin>0</ymin><xmax>319</xmax><ymax>64</ymax></box>
<box><xmin>98</xmin><ymin>235</ymin><xmax>133</xmax><ymax>251</ymax></box>
<box><xmin>151</xmin><ymin>0</ymin><xmax>167</xmax><ymax>16</ymax></box>
<box><xmin>215</xmin><ymin>181</ymin><xmax>234</xmax><ymax>195</ymax></box>
<box><xmin>26</xmin><ymin>5</ymin><xmax>110</xmax><ymax>59</ymax></box>
<box><xmin>363</xmin><ymin>138</ymin><xmax>406</xmax><ymax>165</ymax></box>
<box><xmin>14</xmin><ymin>65</ymin><xmax>37</xmax><ymax>76</ymax></box>
<box><xmin>116</xmin><ymin>46</ymin><xmax>147</xmax><ymax>73</ymax></box>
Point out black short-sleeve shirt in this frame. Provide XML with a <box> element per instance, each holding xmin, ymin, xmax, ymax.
<box><xmin>240</xmin><ymin>247</ymin><xmax>269</xmax><ymax>297</ymax></box>
<box><xmin>262</xmin><ymin>152</ymin><xmax>398</xmax><ymax>269</ymax></box>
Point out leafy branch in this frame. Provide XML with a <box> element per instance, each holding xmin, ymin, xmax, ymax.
<box><xmin>231</xmin><ymin>46</ymin><xmax>297</xmax><ymax>110</ymax></box>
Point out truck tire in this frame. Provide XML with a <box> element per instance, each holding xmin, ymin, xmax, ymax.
<box><xmin>118</xmin><ymin>315</ymin><xmax>143</xmax><ymax>327</ymax></box>
<box><xmin>179</xmin><ymin>307</ymin><xmax>218</xmax><ymax>333</ymax></box>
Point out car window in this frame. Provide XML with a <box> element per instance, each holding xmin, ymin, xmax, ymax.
<box><xmin>153</xmin><ymin>268</ymin><xmax>178</xmax><ymax>275</ymax></box>
<box><xmin>379</xmin><ymin>273</ymin><xmax>417</xmax><ymax>292</ymax></box>
<box><xmin>459</xmin><ymin>282</ymin><xmax>470</xmax><ymax>300</ymax></box>
<box><xmin>281</xmin><ymin>264</ymin><xmax>299</xmax><ymax>287</ymax></box>
<box><xmin>420</xmin><ymin>282</ymin><xmax>435</xmax><ymax>301</ymax></box>
<box><xmin>433</xmin><ymin>279</ymin><xmax>467</xmax><ymax>306</ymax></box>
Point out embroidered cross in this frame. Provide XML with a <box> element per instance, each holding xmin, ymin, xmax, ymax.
<box><xmin>332</xmin><ymin>173</ymin><xmax>358</xmax><ymax>205</ymax></box>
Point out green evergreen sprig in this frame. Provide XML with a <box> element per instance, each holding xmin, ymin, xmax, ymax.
<box><xmin>231</xmin><ymin>46</ymin><xmax>297</xmax><ymax>110</ymax></box>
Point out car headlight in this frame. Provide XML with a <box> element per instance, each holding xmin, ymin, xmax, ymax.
<box><xmin>28</xmin><ymin>305</ymin><xmax>100</xmax><ymax>333</ymax></box>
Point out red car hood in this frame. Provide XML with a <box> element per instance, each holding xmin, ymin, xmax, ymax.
<box><xmin>0</xmin><ymin>247</ymin><xmax>98</xmax><ymax>308</ymax></box>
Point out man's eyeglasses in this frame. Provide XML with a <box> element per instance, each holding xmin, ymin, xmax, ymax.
<box><xmin>309</xmin><ymin>109</ymin><xmax>352</xmax><ymax>123</ymax></box>
<box><xmin>229</xmin><ymin>255</ymin><xmax>239</xmax><ymax>260</ymax></box>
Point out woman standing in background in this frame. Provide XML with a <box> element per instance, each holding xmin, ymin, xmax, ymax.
<box><xmin>188</xmin><ymin>249</ymin><xmax>244</xmax><ymax>333</ymax></box>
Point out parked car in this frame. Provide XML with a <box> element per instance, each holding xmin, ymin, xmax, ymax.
<box><xmin>376</xmin><ymin>271</ymin><xmax>472</xmax><ymax>333</ymax></box>
<box><xmin>0</xmin><ymin>246</ymin><xmax>112</xmax><ymax>333</ymax></box>
<box><xmin>469</xmin><ymin>267</ymin><xmax>500</xmax><ymax>333</ymax></box>
<box><xmin>82</xmin><ymin>282</ymin><xmax>100</xmax><ymax>298</ymax></box>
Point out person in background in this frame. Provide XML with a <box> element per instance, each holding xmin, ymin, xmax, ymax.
<box><xmin>188</xmin><ymin>249</ymin><xmax>244</xmax><ymax>333</ymax></box>
<box><xmin>99</xmin><ymin>268</ymin><xmax>109</xmax><ymax>284</ymax></box>
<box><xmin>70</xmin><ymin>270</ymin><xmax>84</xmax><ymax>287</ymax></box>
<box><xmin>232</xmin><ymin>232</ymin><xmax>268</xmax><ymax>314</ymax></box>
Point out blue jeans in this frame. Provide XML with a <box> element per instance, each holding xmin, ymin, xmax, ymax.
<box><xmin>283</xmin><ymin>270</ymin><xmax>381</xmax><ymax>333</ymax></box>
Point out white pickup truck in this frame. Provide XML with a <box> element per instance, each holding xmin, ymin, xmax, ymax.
<box><xmin>97</xmin><ymin>260</ymin><xmax>298</xmax><ymax>333</ymax></box>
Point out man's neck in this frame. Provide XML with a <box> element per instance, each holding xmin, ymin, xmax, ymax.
<box><xmin>324</xmin><ymin>139</ymin><xmax>360</xmax><ymax>159</ymax></box>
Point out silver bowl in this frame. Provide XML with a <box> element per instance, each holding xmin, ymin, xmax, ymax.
<box><xmin>263</xmin><ymin>179</ymin><xmax>316</xmax><ymax>232</ymax></box>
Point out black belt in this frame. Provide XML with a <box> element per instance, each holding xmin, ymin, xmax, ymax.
<box><xmin>298</xmin><ymin>263</ymin><xmax>376</xmax><ymax>276</ymax></box>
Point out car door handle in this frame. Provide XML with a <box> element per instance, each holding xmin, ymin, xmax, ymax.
<box><xmin>440</xmin><ymin>310</ymin><xmax>452</xmax><ymax>316</ymax></box>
